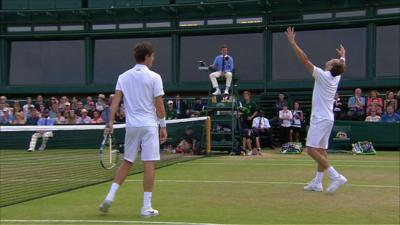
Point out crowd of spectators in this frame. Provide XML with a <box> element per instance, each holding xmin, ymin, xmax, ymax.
<box><xmin>0</xmin><ymin>94</ymin><xmax>125</xmax><ymax>125</ymax></box>
<box><xmin>335</xmin><ymin>88</ymin><xmax>400</xmax><ymax>123</ymax></box>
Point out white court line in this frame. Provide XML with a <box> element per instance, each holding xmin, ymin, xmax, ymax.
<box><xmin>124</xmin><ymin>179</ymin><xmax>400</xmax><ymax>189</ymax></box>
<box><xmin>0</xmin><ymin>220</ymin><xmax>397</xmax><ymax>225</ymax></box>
<box><xmin>195</xmin><ymin>158</ymin><xmax>400</xmax><ymax>163</ymax></box>
<box><xmin>1</xmin><ymin>179</ymin><xmax>398</xmax><ymax>189</ymax></box>
<box><xmin>181</xmin><ymin>162</ymin><xmax>399</xmax><ymax>168</ymax></box>
<box><xmin>0</xmin><ymin>219</ymin><xmax>234</xmax><ymax>225</ymax></box>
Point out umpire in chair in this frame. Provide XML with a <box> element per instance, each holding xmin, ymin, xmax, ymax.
<box><xmin>209</xmin><ymin>44</ymin><xmax>234</xmax><ymax>95</ymax></box>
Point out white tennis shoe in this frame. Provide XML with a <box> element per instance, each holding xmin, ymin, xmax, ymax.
<box><xmin>224</xmin><ymin>89</ymin><xmax>229</xmax><ymax>95</ymax></box>
<box><xmin>212</xmin><ymin>89</ymin><xmax>221</xmax><ymax>95</ymax></box>
<box><xmin>141</xmin><ymin>207</ymin><xmax>159</xmax><ymax>218</ymax></box>
<box><xmin>99</xmin><ymin>200</ymin><xmax>112</xmax><ymax>213</ymax></box>
<box><xmin>327</xmin><ymin>175</ymin><xmax>347</xmax><ymax>193</ymax></box>
<box><xmin>304</xmin><ymin>179</ymin><xmax>323</xmax><ymax>192</ymax></box>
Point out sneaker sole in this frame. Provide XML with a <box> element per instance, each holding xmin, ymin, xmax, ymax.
<box><xmin>141</xmin><ymin>213</ymin><xmax>159</xmax><ymax>218</ymax></box>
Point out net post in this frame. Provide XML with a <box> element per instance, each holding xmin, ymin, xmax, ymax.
<box><xmin>206</xmin><ymin>116</ymin><xmax>211</xmax><ymax>155</ymax></box>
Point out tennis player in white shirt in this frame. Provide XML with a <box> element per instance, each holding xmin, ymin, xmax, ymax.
<box><xmin>99</xmin><ymin>42</ymin><xmax>167</xmax><ymax>217</ymax></box>
<box><xmin>286</xmin><ymin>26</ymin><xmax>347</xmax><ymax>193</ymax></box>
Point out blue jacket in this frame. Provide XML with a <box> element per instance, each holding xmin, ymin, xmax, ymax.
<box><xmin>213</xmin><ymin>55</ymin><xmax>234</xmax><ymax>73</ymax></box>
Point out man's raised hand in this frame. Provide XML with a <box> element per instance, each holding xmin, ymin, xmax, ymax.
<box><xmin>336</xmin><ymin>44</ymin><xmax>346</xmax><ymax>58</ymax></box>
<box><xmin>285</xmin><ymin>26</ymin><xmax>296</xmax><ymax>44</ymax></box>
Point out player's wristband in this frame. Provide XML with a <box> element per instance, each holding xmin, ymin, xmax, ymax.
<box><xmin>159</xmin><ymin>118</ymin><xmax>167</xmax><ymax>128</ymax></box>
<box><xmin>340</xmin><ymin>57</ymin><xmax>346</xmax><ymax>63</ymax></box>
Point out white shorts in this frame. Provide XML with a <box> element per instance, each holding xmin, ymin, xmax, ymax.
<box><xmin>306</xmin><ymin>119</ymin><xmax>334</xmax><ymax>149</ymax></box>
<box><xmin>124</xmin><ymin>127</ymin><xmax>160</xmax><ymax>163</ymax></box>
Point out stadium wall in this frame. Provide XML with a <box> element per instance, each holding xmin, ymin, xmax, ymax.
<box><xmin>0</xmin><ymin>0</ymin><xmax>399</xmax><ymax>95</ymax></box>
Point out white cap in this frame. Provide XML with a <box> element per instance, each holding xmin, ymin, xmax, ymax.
<box><xmin>167</xmin><ymin>100</ymin><xmax>173</xmax><ymax>104</ymax></box>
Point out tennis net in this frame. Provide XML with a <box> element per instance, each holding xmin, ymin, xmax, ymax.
<box><xmin>0</xmin><ymin>116</ymin><xmax>210</xmax><ymax>207</ymax></box>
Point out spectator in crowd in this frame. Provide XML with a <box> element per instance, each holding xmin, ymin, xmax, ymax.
<box><xmin>49</xmin><ymin>96</ymin><xmax>58</xmax><ymax>110</ymax></box>
<box><xmin>91</xmin><ymin>111</ymin><xmax>104</xmax><ymax>124</ymax></box>
<box><xmin>0</xmin><ymin>95</ymin><xmax>7</xmax><ymax>104</ymax></box>
<box><xmin>166</xmin><ymin>100</ymin><xmax>177</xmax><ymax>120</ymax></box>
<box><xmin>347</xmin><ymin>88</ymin><xmax>365</xmax><ymax>120</ymax></box>
<box><xmin>0</xmin><ymin>108</ymin><xmax>14</xmax><ymax>124</ymax></box>
<box><xmin>291</xmin><ymin>101</ymin><xmax>304</xmax><ymax>143</ymax></box>
<box><xmin>173</xmin><ymin>94</ymin><xmax>187</xmax><ymax>119</ymax></box>
<box><xmin>77</xmin><ymin>109</ymin><xmax>91</xmax><ymax>124</ymax></box>
<box><xmin>64</xmin><ymin>102</ymin><xmax>72</xmax><ymax>115</ymax></box>
<box><xmin>23</xmin><ymin>97</ymin><xmax>34</xmax><ymax>118</ymax></box>
<box><xmin>96</xmin><ymin>94</ymin><xmax>107</xmax><ymax>112</ymax></box>
<box><xmin>365</xmin><ymin>107</ymin><xmax>381</xmax><ymax>122</ymax></box>
<box><xmin>384</xmin><ymin>91</ymin><xmax>398</xmax><ymax>112</ymax></box>
<box><xmin>101</xmin><ymin>95</ymin><xmax>113</xmax><ymax>123</ymax></box>
<box><xmin>71</xmin><ymin>96</ymin><xmax>79</xmax><ymax>111</ymax></box>
<box><xmin>381</xmin><ymin>105</ymin><xmax>400</xmax><ymax>123</ymax></box>
<box><xmin>37</xmin><ymin>104</ymin><xmax>46</xmax><ymax>117</ymax></box>
<box><xmin>12</xmin><ymin>111</ymin><xmax>26</xmax><ymax>125</ymax></box>
<box><xmin>26</xmin><ymin>107</ymin><xmax>40</xmax><ymax>125</ymax></box>
<box><xmin>65</xmin><ymin>110</ymin><xmax>79</xmax><ymax>124</ymax></box>
<box><xmin>279</xmin><ymin>104</ymin><xmax>292</xmax><ymax>145</ymax></box>
<box><xmin>55</xmin><ymin>111</ymin><xmax>66</xmax><ymax>124</ymax></box>
<box><xmin>58</xmin><ymin>96</ymin><xmax>69</xmax><ymax>112</ymax></box>
<box><xmin>275</xmin><ymin>92</ymin><xmax>288</xmax><ymax>114</ymax></box>
<box><xmin>84</xmin><ymin>96</ymin><xmax>93</xmax><ymax>109</ymax></box>
<box><xmin>0</xmin><ymin>101</ymin><xmax>6</xmax><ymax>118</ymax></box>
<box><xmin>333</xmin><ymin>92</ymin><xmax>345</xmax><ymax>120</ymax></box>
<box><xmin>34</xmin><ymin>95</ymin><xmax>46</xmax><ymax>111</ymax></box>
<box><xmin>75</xmin><ymin>101</ymin><xmax>85</xmax><ymax>117</ymax></box>
<box><xmin>27</xmin><ymin>109</ymin><xmax>55</xmax><ymax>152</ymax></box>
<box><xmin>191</xmin><ymin>97</ymin><xmax>205</xmax><ymax>117</ymax></box>
<box><xmin>397</xmin><ymin>90</ymin><xmax>400</xmax><ymax>114</ymax></box>
<box><xmin>175</xmin><ymin>126</ymin><xmax>197</xmax><ymax>154</ymax></box>
<box><xmin>115</xmin><ymin>107</ymin><xmax>126</xmax><ymax>123</ymax></box>
<box><xmin>252</xmin><ymin>109</ymin><xmax>274</xmax><ymax>150</ymax></box>
<box><xmin>12</xmin><ymin>100</ymin><xmax>22</xmax><ymax>114</ymax></box>
<box><xmin>49</xmin><ymin>102</ymin><xmax>58</xmax><ymax>119</ymax></box>
<box><xmin>366</xmin><ymin>90</ymin><xmax>383</xmax><ymax>116</ymax></box>
<box><xmin>87</xmin><ymin>101</ymin><xmax>97</xmax><ymax>118</ymax></box>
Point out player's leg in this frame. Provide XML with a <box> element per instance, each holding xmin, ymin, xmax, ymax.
<box><xmin>209</xmin><ymin>72</ymin><xmax>222</xmax><ymax>95</ymax></box>
<box><xmin>223</xmin><ymin>72</ymin><xmax>232</xmax><ymax>95</ymax></box>
<box><xmin>39</xmin><ymin>131</ymin><xmax>53</xmax><ymax>151</ymax></box>
<box><xmin>140</xmin><ymin>127</ymin><xmax>160</xmax><ymax>217</ymax></box>
<box><xmin>100</xmin><ymin>127</ymin><xmax>141</xmax><ymax>212</ymax></box>
<box><xmin>28</xmin><ymin>132</ymin><xmax>42</xmax><ymax>152</ymax></box>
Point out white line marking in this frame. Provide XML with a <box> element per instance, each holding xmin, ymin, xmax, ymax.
<box><xmin>181</xmin><ymin>162</ymin><xmax>399</xmax><ymax>168</ymax></box>
<box><xmin>1</xmin><ymin>179</ymin><xmax>398</xmax><ymax>189</ymax></box>
<box><xmin>0</xmin><ymin>220</ymin><xmax>397</xmax><ymax>225</ymax></box>
<box><xmin>124</xmin><ymin>179</ymin><xmax>400</xmax><ymax>189</ymax></box>
<box><xmin>0</xmin><ymin>220</ymin><xmax>234</xmax><ymax>225</ymax></box>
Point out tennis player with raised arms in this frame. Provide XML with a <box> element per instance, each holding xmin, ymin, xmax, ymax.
<box><xmin>99</xmin><ymin>42</ymin><xmax>167</xmax><ymax>217</ymax></box>
<box><xmin>285</xmin><ymin>26</ymin><xmax>348</xmax><ymax>192</ymax></box>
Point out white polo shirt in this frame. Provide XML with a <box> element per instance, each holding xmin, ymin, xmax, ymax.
<box><xmin>311</xmin><ymin>66</ymin><xmax>341</xmax><ymax>121</ymax></box>
<box><xmin>116</xmin><ymin>64</ymin><xmax>164</xmax><ymax>127</ymax></box>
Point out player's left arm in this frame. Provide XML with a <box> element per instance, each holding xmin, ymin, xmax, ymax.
<box><xmin>229</xmin><ymin>57</ymin><xmax>234</xmax><ymax>72</ymax></box>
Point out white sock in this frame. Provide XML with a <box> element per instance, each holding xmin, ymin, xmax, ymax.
<box><xmin>327</xmin><ymin>166</ymin><xmax>340</xmax><ymax>179</ymax></box>
<box><xmin>314</xmin><ymin>172</ymin><xmax>324</xmax><ymax>184</ymax></box>
<box><xmin>105</xmin><ymin>183</ymin><xmax>120</xmax><ymax>201</ymax></box>
<box><xmin>143</xmin><ymin>192</ymin><xmax>152</xmax><ymax>209</ymax></box>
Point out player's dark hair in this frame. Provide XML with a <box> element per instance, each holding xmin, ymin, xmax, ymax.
<box><xmin>220</xmin><ymin>44</ymin><xmax>228</xmax><ymax>50</ymax></box>
<box><xmin>330</xmin><ymin>61</ymin><xmax>346</xmax><ymax>77</ymax></box>
<box><xmin>134</xmin><ymin>42</ymin><xmax>154</xmax><ymax>63</ymax></box>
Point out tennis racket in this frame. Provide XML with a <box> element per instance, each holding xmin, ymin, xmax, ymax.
<box><xmin>99</xmin><ymin>133</ymin><xmax>119</xmax><ymax>170</ymax></box>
